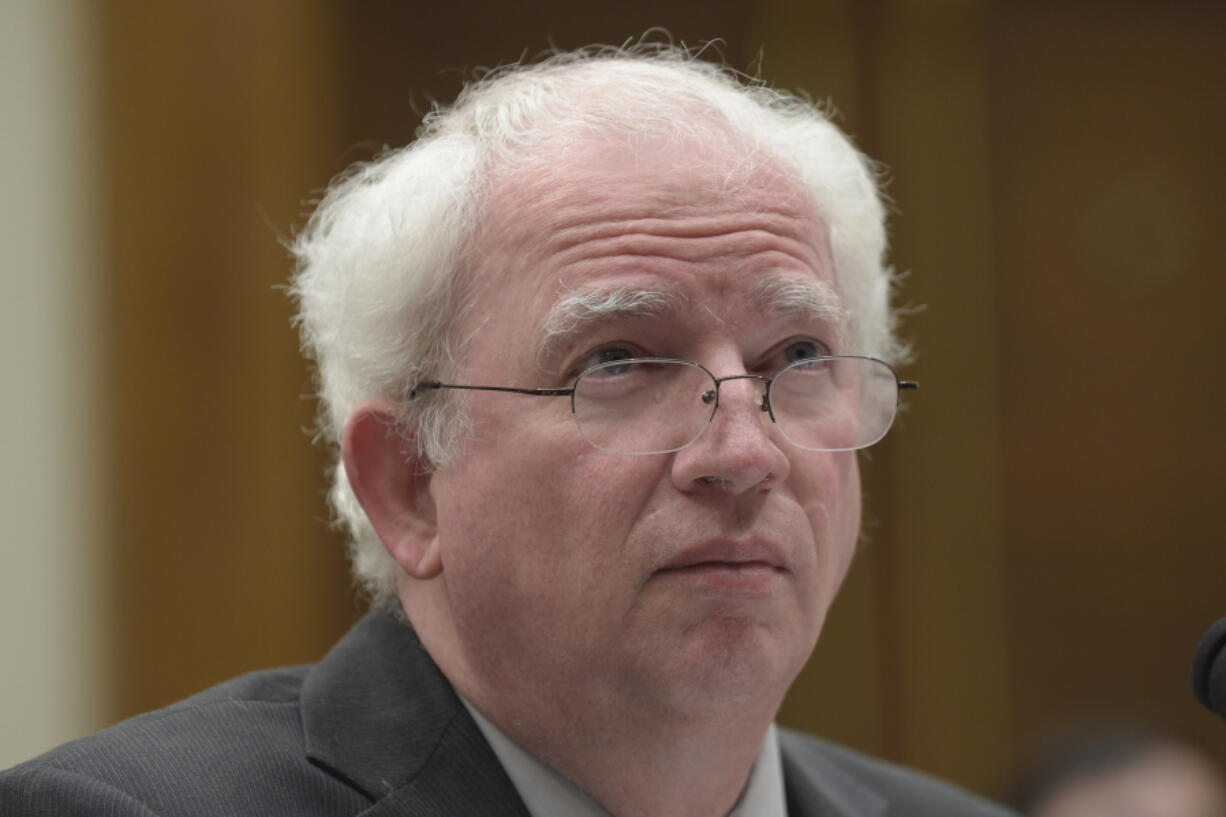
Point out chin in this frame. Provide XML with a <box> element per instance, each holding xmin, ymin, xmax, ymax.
<box><xmin>652</xmin><ymin>617</ymin><xmax>809</xmax><ymax>716</ymax></box>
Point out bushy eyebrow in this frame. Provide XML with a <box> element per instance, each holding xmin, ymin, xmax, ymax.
<box><xmin>747</xmin><ymin>277</ymin><xmax>849</xmax><ymax>347</ymax></box>
<box><xmin>538</xmin><ymin>284</ymin><xmax>688</xmax><ymax>366</ymax></box>
<box><xmin>535</xmin><ymin>276</ymin><xmax>848</xmax><ymax>369</ymax></box>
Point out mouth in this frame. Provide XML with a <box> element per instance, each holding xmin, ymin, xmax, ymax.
<box><xmin>656</xmin><ymin>540</ymin><xmax>789</xmax><ymax>592</ymax></box>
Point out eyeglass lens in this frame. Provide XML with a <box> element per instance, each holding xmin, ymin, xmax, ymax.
<box><xmin>571</xmin><ymin>358</ymin><xmax>900</xmax><ymax>455</ymax></box>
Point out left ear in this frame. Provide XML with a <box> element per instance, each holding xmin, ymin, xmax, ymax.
<box><xmin>341</xmin><ymin>399</ymin><xmax>443</xmax><ymax>580</ymax></box>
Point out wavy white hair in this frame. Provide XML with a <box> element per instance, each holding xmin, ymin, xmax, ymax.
<box><xmin>290</xmin><ymin>44</ymin><xmax>905</xmax><ymax>602</ymax></box>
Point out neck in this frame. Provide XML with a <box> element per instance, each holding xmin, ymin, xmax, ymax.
<box><xmin>495</xmin><ymin>702</ymin><xmax>773</xmax><ymax>817</ymax></box>
<box><xmin>405</xmin><ymin>600</ymin><xmax>777</xmax><ymax>817</ymax></box>
<box><xmin>401</xmin><ymin>583</ymin><xmax>787</xmax><ymax>817</ymax></box>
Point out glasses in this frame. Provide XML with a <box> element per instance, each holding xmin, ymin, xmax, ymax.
<box><xmin>409</xmin><ymin>356</ymin><xmax>918</xmax><ymax>455</ymax></box>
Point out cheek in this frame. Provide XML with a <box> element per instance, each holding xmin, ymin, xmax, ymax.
<box><xmin>433</xmin><ymin>435</ymin><xmax>661</xmax><ymax>600</ymax></box>
<box><xmin>432</xmin><ymin>448</ymin><xmax>669</xmax><ymax>674</ymax></box>
<box><xmin>797</xmin><ymin>452</ymin><xmax>862</xmax><ymax>594</ymax></box>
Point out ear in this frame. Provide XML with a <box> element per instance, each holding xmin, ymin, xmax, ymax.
<box><xmin>341</xmin><ymin>399</ymin><xmax>443</xmax><ymax>580</ymax></box>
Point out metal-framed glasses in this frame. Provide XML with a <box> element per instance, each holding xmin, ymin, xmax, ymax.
<box><xmin>409</xmin><ymin>356</ymin><xmax>918</xmax><ymax>455</ymax></box>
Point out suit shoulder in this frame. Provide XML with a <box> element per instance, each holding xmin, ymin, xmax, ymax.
<box><xmin>780</xmin><ymin>729</ymin><xmax>1019</xmax><ymax>817</ymax></box>
<box><xmin>0</xmin><ymin>665</ymin><xmax>364</xmax><ymax>817</ymax></box>
<box><xmin>40</xmin><ymin>664</ymin><xmax>313</xmax><ymax>761</ymax></box>
<box><xmin>0</xmin><ymin>762</ymin><xmax>161</xmax><ymax>816</ymax></box>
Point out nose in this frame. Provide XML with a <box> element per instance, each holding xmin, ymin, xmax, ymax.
<box><xmin>670</xmin><ymin>375</ymin><xmax>791</xmax><ymax>495</ymax></box>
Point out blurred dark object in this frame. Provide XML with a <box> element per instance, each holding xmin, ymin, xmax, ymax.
<box><xmin>1193</xmin><ymin>618</ymin><xmax>1226</xmax><ymax>721</ymax></box>
<box><xmin>1010</xmin><ymin>725</ymin><xmax>1226</xmax><ymax>817</ymax></box>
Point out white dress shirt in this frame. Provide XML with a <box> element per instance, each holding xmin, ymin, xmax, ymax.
<box><xmin>462</xmin><ymin>698</ymin><xmax>788</xmax><ymax>817</ymax></box>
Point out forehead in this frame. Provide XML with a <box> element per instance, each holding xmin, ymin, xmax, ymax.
<box><xmin>465</xmin><ymin>137</ymin><xmax>833</xmax><ymax>357</ymax></box>
<box><xmin>483</xmin><ymin>134</ymin><xmax>823</xmax><ymax>253</ymax></box>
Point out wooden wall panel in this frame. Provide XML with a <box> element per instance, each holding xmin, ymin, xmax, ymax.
<box><xmin>101</xmin><ymin>0</ymin><xmax>358</xmax><ymax>719</ymax></box>
<box><xmin>871</xmin><ymin>0</ymin><xmax>1013</xmax><ymax>791</ymax></box>
<box><xmin>332</xmin><ymin>1</ymin><xmax>759</xmax><ymax>154</ymax></box>
<box><xmin>988</xmin><ymin>2</ymin><xmax>1226</xmax><ymax>768</ymax></box>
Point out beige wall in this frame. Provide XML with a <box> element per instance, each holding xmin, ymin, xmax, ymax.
<box><xmin>0</xmin><ymin>0</ymin><xmax>110</xmax><ymax>767</ymax></box>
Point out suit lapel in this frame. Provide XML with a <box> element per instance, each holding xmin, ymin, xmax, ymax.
<box><xmin>352</xmin><ymin>707</ymin><xmax>532</xmax><ymax>817</ymax></box>
<box><xmin>300</xmin><ymin>606</ymin><xmax>531</xmax><ymax>817</ymax></box>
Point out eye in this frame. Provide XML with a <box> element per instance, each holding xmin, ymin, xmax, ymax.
<box><xmin>766</xmin><ymin>338</ymin><xmax>832</xmax><ymax>371</ymax></box>
<box><xmin>573</xmin><ymin>344</ymin><xmax>641</xmax><ymax>378</ymax></box>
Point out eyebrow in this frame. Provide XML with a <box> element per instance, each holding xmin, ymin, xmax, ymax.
<box><xmin>536</xmin><ymin>276</ymin><xmax>849</xmax><ymax>368</ymax></box>
<box><xmin>538</xmin><ymin>284</ymin><xmax>688</xmax><ymax>366</ymax></box>
<box><xmin>747</xmin><ymin>277</ymin><xmax>849</xmax><ymax>346</ymax></box>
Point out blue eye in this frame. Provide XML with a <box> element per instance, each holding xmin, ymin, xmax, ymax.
<box><xmin>782</xmin><ymin>339</ymin><xmax>830</xmax><ymax>365</ymax></box>
<box><xmin>577</xmin><ymin>346</ymin><xmax>639</xmax><ymax>377</ymax></box>
<box><xmin>595</xmin><ymin>347</ymin><xmax>635</xmax><ymax>364</ymax></box>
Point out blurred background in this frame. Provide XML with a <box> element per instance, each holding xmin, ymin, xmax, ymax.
<box><xmin>3</xmin><ymin>0</ymin><xmax>1224</xmax><ymax>805</ymax></box>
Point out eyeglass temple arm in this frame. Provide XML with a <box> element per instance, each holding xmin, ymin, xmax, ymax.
<box><xmin>408</xmin><ymin>382</ymin><xmax>573</xmax><ymax>400</ymax></box>
<box><xmin>899</xmin><ymin>380</ymin><xmax>919</xmax><ymax>390</ymax></box>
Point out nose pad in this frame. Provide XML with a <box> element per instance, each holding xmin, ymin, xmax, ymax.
<box><xmin>704</xmin><ymin>377</ymin><xmax>776</xmax><ymax>442</ymax></box>
<box><xmin>700</xmin><ymin>385</ymin><xmax>766</xmax><ymax>410</ymax></box>
<box><xmin>709</xmin><ymin>375</ymin><xmax>771</xmax><ymax>416</ymax></box>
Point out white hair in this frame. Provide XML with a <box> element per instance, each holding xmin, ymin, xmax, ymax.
<box><xmin>290</xmin><ymin>44</ymin><xmax>906</xmax><ymax>602</ymax></box>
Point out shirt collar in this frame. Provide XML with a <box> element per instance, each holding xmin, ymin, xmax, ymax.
<box><xmin>462</xmin><ymin>698</ymin><xmax>788</xmax><ymax>817</ymax></box>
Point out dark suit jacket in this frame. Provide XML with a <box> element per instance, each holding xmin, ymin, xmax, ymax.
<box><xmin>0</xmin><ymin>606</ymin><xmax>1017</xmax><ymax>816</ymax></box>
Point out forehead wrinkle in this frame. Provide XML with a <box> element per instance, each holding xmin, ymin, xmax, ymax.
<box><xmin>545</xmin><ymin>211</ymin><xmax>821</xmax><ymax>263</ymax></box>
<box><xmin>552</xmin><ymin>233</ymin><xmax>821</xmax><ymax>271</ymax></box>
<box><xmin>536</xmin><ymin>284</ymin><xmax>688</xmax><ymax>370</ymax></box>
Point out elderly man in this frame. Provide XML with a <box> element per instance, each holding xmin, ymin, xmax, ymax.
<box><xmin>0</xmin><ymin>48</ymin><xmax>1015</xmax><ymax>817</ymax></box>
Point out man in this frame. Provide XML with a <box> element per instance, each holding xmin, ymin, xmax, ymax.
<box><xmin>0</xmin><ymin>47</ymin><xmax>1016</xmax><ymax>816</ymax></box>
